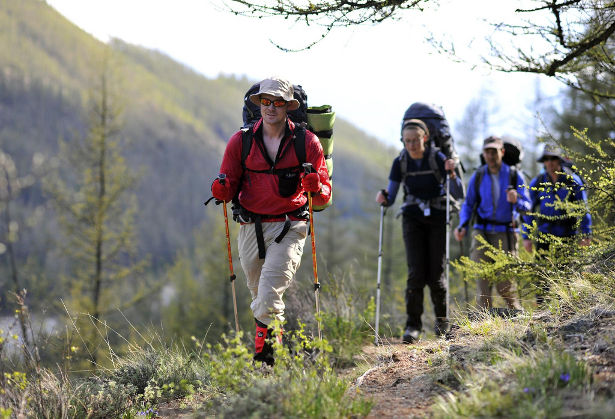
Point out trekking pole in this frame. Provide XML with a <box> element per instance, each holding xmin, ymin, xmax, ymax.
<box><xmin>303</xmin><ymin>163</ymin><xmax>321</xmax><ymax>340</ymax></box>
<box><xmin>375</xmin><ymin>203</ymin><xmax>386</xmax><ymax>345</ymax></box>
<box><xmin>218</xmin><ymin>174</ymin><xmax>240</xmax><ymax>334</ymax></box>
<box><xmin>445</xmin><ymin>172</ymin><xmax>451</xmax><ymax>321</ymax></box>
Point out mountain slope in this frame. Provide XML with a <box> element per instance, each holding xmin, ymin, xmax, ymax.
<box><xmin>0</xmin><ymin>0</ymin><xmax>397</xmax><ymax>268</ymax></box>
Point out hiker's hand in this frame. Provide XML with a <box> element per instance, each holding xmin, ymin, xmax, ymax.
<box><xmin>454</xmin><ymin>227</ymin><xmax>466</xmax><ymax>242</ymax></box>
<box><xmin>506</xmin><ymin>188</ymin><xmax>518</xmax><ymax>204</ymax></box>
<box><xmin>579</xmin><ymin>236</ymin><xmax>591</xmax><ymax>247</ymax></box>
<box><xmin>376</xmin><ymin>190</ymin><xmax>388</xmax><ymax>206</ymax></box>
<box><xmin>523</xmin><ymin>239</ymin><xmax>533</xmax><ymax>253</ymax></box>
<box><xmin>302</xmin><ymin>172</ymin><xmax>321</xmax><ymax>193</ymax></box>
<box><xmin>211</xmin><ymin>178</ymin><xmax>233</xmax><ymax>202</ymax></box>
<box><xmin>444</xmin><ymin>159</ymin><xmax>456</xmax><ymax>179</ymax></box>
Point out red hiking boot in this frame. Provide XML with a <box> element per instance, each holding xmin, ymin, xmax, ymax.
<box><xmin>253</xmin><ymin>320</ymin><xmax>282</xmax><ymax>366</ymax></box>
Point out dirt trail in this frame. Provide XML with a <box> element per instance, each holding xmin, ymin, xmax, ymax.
<box><xmin>354</xmin><ymin>340</ymin><xmax>449</xmax><ymax>418</ymax></box>
<box><xmin>355</xmin><ymin>310</ymin><xmax>615</xmax><ymax>418</ymax></box>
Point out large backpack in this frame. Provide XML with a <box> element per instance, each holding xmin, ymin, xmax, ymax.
<box><xmin>240</xmin><ymin>82</ymin><xmax>335</xmax><ymax>211</ymax></box>
<box><xmin>402</xmin><ymin>102</ymin><xmax>458</xmax><ymax>162</ymax></box>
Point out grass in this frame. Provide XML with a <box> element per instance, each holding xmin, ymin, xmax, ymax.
<box><xmin>0</xmin><ymin>312</ymin><xmax>374</xmax><ymax>418</ymax></box>
<box><xmin>201</xmin><ymin>322</ymin><xmax>372</xmax><ymax>417</ymax></box>
<box><xmin>429</xmin><ymin>249</ymin><xmax>615</xmax><ymax>418</ymax></box>
<box><xmin>3</xmin><ymin>243</ymin><xmax>615</xmax><ymax>417</ymax></box>
<box><xmin>431</xmin><ymin>348</ymin><xmax>593</xmax><ymax>418</ymax></box>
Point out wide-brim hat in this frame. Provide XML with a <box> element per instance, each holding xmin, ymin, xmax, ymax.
<box><xmin>248</xmin><ymin>77</ymin><xmax>300</xmax><ymax>111</ymax></box>
<box><xmin>537</xmin><ymin>144</ymin><xmax>563</xmax><ymax>162</ymax></box>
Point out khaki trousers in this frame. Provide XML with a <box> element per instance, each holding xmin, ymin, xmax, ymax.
<box><xmin>470</xmin><ymin>230</ymin><xmax>521</xmax><ymax>310</ymax></box>
<box><xmin>238</xmin><ymin>220</ymin><xmax>307</xmax><ymax>326</ymax></box>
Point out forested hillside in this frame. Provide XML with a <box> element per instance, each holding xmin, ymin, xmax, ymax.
<box><xmin>0</xmin><ymin>0</ymin><xmax>417</xmax><ymax>360</ymax></box>
<box><xmin>0</xmin><ymin>0</ymin><xmax>397</xmax><ymax>274</ymax></box>
<box><xmin>2</xmin><ymin>1</ymin><xmax>615</xmax><ymax>417</ymax></box>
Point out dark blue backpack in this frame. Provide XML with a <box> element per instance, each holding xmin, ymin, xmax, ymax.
<box><xmin>402</xmin><ymin>102</ymin><xmax>457</xmax><ymax>161</ymax></box>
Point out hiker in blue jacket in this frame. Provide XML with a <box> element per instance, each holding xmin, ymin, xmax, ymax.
<box><xmin>376</xmin><ymin>119</ymin><xmax>462</xmax><ymax>344</ymax></box>
<box><xmin>454</xmin><ymin>136</ymin><xmax>531</xmax><ymax>310</ymax></box>
<box><xmin>521</xmin><ymin>144</ymin><xmax>591</xmax><ymax>303</ymax></box>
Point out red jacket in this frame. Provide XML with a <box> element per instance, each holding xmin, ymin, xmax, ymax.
<box><xmin>219</xmin><ymin>118</ymin><xmax>331</xmax><ymax>219</ymax></box>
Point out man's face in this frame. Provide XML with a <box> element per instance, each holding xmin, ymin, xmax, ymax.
<box><xmin>543</xmin><ymin>156</ymin><xmax>562</xmax><ymax>176</ymax></box>
<box><xmin>260</xmin><ymin>93</ymin><xmax>288</xmax><ymax>126</ymax></box>
<box><xmin>482</xmin><ymin>147</ymin><xmax>504</xmax><ymax>170</ymax></box>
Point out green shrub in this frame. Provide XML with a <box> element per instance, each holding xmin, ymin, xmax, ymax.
<box><xmin>203</xmin><ymin>323</ymin><xmax>372</xmax><ymax>418</ymax></box>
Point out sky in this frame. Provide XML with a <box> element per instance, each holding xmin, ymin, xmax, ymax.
<box><xmin>46</xmin><ymin>0</ymin><xmax>564</xmax><ymax>147</ymax></box>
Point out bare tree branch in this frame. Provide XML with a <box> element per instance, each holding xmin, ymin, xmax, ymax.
<box><xmin>227</xmin><ymin>0</ymin><xmax>427</xmax><ymax>49</ymax></box>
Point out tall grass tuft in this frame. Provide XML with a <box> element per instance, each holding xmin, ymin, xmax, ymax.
<box><xmin>203</xmin><ymin>321</ymin><xmax>372</xmax><ymax>418</ymax></box>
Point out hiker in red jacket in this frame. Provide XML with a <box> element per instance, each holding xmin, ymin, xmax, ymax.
<box><xmin>211</xmin><ymin>76</ymin><xmax>331</xmax><ymax>365</ymax></box>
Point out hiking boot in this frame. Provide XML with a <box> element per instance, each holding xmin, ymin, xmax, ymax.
<box><xmin>434</xmin><ymin>318</ymin><xmax>449</xmax><ymax>337</ymax></box>
<box><xmin>253</xmin><ymin>321</ymin><xmax>283</xmax><ymax>366</ymax></box>
<box><xmin>253</xmin><ymin>322</ymin><xmax>274</xmax><ymax>366</ymax></box>
<box><xmin>402</xmin><ymin>327</ymin><xmax>420</xmax><ymax>344</ymax></box>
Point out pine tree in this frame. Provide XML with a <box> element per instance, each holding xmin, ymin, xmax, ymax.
<box><xmin>46</xmin><ymin>50</ymin><xmax>145</xmax><ymax>367</ymax></box>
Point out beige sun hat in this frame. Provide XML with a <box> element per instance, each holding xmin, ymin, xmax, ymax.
<box><xmin>537</xmin><ymin>144</ymin><xmax>563</xmax><ymax>162</ymax></box>
<box><xmin>248</xmin><ymin>77</ymin><xmax>300</xmax><ymax>111</ymax></box>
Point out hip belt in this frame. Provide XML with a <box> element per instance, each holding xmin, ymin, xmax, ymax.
<box><xmin>232</xmin><ymin>204</ymin><xmax>309</xmax><ymax>259</ymax></box>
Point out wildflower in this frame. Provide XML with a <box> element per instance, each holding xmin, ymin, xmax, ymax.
<box><xmin>560</xmin><ymin>373</ymin><xmax>570</xmax><ymax>383</ymax></box>
<box><xmin>523</xmin><ymin>387</ymin><xmax>530</xmax><ymax>393</ymax></box>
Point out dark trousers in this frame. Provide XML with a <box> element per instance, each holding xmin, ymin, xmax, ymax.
<box><xmin>402</xmin><ymin>212</ymin><xmax>447</xmax><ymax>330</ymax></box>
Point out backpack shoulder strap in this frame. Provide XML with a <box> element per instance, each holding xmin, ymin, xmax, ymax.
<box><xmin>509</xmin><ymin>165</ymin><xmax>518</xmax><ymax>189</ymax></box>
<box><xmin>474</xmin><ymin>165</ymin><xmax>486</xmax><ymax>194</ymax></box>
<box><xmin>473</xmin><ymin>165</ymin><xmax>487</xmax><ymax>209</ymax></box>
<box><xmin>428</xmin><ymin>147</ymin><xmax>443</xmax><ymax>184</ymax></box>
<box><xmin>399</xmin><ymin>148</ymin><xmax>408</xmax><ymax>180</ymax></box>
<box><xmin>531</xmin><ymin>173</ymin><xmax>548</xmax><ymax>211</ymax></box>
<box><xmin>241</xmin><ymin>127</ymin><xmax>253</xmax><ymax>169</ymax></box>
<box><xmin>293</xmin><ymin>126</ymin><xmax>307</xmax><ymax>166</ymax></box>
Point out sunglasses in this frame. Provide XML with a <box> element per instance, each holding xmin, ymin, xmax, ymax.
<box><xmin>260</xmin><ymin>98</ymin><xmax>287</xmax><ymax>108</ymax></box>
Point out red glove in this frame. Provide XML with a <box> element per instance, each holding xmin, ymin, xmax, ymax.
<box><xmin>211</xmin><ymin>178</ymin><xmax>233</xmax><ymax>202</ymax></box>
<box><xmin>301</xmin><ymin>172</ymin><xmax>321</xmax><ymax>193</ymax></box>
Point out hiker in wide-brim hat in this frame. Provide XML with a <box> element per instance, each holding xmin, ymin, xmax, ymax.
<box><xmin>211</xmin><ymin>76</ymin><xmax>331</xmax><ymax>366</ymax></box>
<box><xmin>522</xmin><ymin>143</ymin><xmax>592</xmax><ymax>304</ymax></box>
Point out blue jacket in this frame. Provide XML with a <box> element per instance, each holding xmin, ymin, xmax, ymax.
<box><xmin>385</xmin><ymin>147</ymin><xmax>462</xmax><ymax>217</ymax></box>
<box><xmin>458</xmin><ymin>163</ymin><xmax>531</xmax><ymax>233</ymax></box>
<box><xmin>521</xmin><ymin>171</ymin><xmax>591</xmax><ymax>239</ymax></box>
